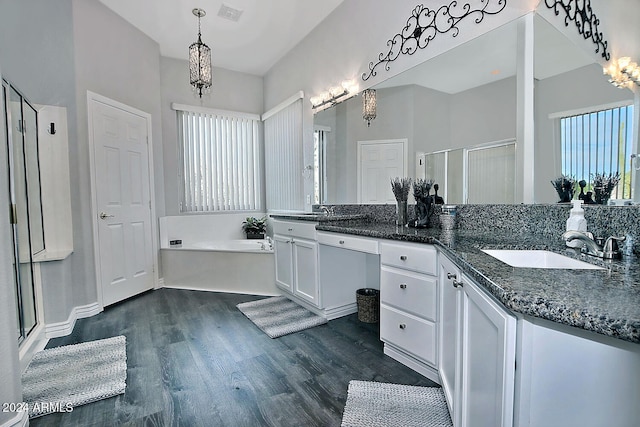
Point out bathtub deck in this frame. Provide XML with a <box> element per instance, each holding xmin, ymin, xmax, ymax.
<box><xmin>32</xmin><ymin>288</ymin><xmax>437</xmax><ymax>426</ymax></box>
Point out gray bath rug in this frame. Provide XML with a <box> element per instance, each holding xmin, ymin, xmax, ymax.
<box><xmin>236</xmin><ymin>296</ymin><xmax>327</xmax><ymax>338</ymax></box>
<box><xmin>22</xmin><ymin>335</ymin><xmax>127</xmax><ymax>418</ymax></box>
<box><xmin>341</xmin><ymin>380</ymin><xmax>452</xmax><ymax>427</ymax></box>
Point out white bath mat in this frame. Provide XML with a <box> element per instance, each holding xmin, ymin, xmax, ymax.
<box><xmin>236</xmin><ymin>296</ymin><xmax>327</xmax><ymax>338</ymax></box>
<box><xmin>22</xmin><ymin>335</ymin><xmax>127</xmax><ymax>418</ymax></box>
<box><xmin>341</xmin><ymin>380</ymin><xmax>452</xmax><ymax>427</ymax></box>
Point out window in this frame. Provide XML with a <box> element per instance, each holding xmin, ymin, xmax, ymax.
<box><xmin>560</xmin><ymin>104</ymin><xmax>634</xmax><ymax>200</ymax></box>
<box><xmin>263</xmin><ymin>95</ymin><xmax>304</xmax><ymax>212</ymax></box>
<box><xmin>466</xmin><ymin>142</ymin><xmax>516</xmax><ymax>204</ymax></box>
<box><xmin>175</xmin><ymin>105</ymin><xmax>262</xmax><ymax>212</ymax></box>
<box><xmin>313</xmin><ymin>126</ymin><xmax>329</xmax><ymax>204</ymax></box>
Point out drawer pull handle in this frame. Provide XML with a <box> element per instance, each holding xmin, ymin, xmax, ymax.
<box><xmin>399</xmin><ymin>283</ymin><xmax>407</xmax><ymax>289</ymax></box>
<box><xmin>399</xmin><ymin>323</ymin><xmax>407</xmax><ymax>330</ymax></box>
<box><xmin>400</xmin><ymin>255</ymin><xmax>407</xmax><ymax>261</ymax></box>
<box><xmin>339</xmin><ymin>240</ymin><xmax>345</xmax><ymax>244</ymax></box>
<box><xmin>447</xmin><ymin>272</ymin><xmax>457</xmax><ymax>280</ymax></box>
<box><xmin>453</xmin><ymin>280</ymin><xmax>464</xmax><ymax>288</ymax></box>
<box><xmin>287</xmin><ymin>228</ymin><xmax>293</xmax><ymax>231</ymax></box>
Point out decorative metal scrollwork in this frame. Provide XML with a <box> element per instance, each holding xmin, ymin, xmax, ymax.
<box><xmin>544</xmin><ymin>0</ymin><xmax>610</xmax><ymax>60</ymax></box>
<box><xmin>361</xmin><ymin>0</ymin><xmax>508</xmax><ymax>81</ymax></box>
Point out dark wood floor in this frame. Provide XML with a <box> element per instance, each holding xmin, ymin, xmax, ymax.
<box><xmin>30</xmin><ymin>288</ymin><xmax>438</xmax><ymax>427</ymax></box>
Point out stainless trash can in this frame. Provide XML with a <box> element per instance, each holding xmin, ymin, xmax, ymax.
<box><xmin>356</xmin><ymin>288</ymin><xmax>380</xmax><ymax>323</ymax></box>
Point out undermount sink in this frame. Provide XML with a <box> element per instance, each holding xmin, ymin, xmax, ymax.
<box><xmin>481</xmin><ymin>249</ymin><xmax>604</xmax><ymax>270</ymax></box>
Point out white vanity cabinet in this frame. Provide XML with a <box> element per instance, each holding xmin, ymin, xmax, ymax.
<box><xmin>272</xmin><ymin>219</ymin><xmax>319</xmax><ymax>306</ymax></box>
<box><xmin>438</xmin><ymin>254</ymin><xmax>461</xmax><ymax>417</ymax></box>
<box><xmin>439</xmin><ymin>253</ymin><xmax>516</xmax><ymax>427</ymax></box>
<box><xmin>317</xmin><ymin>232</ymin><xmax>380</xmax><ymax>319</ymax></box>
<box><xmin>379</xmin><ymin>241</ymin><xmax>440</xmax><ymax>383</ymax></box>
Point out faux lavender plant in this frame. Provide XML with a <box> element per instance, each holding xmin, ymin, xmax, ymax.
<box><xmin>391</xmin><ymin>177</ymin><xmax>412</xmax><ymax>202</ymax></box>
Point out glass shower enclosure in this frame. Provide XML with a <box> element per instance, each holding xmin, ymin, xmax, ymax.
<box><xmin>2</xmin><ymin>79</ymin><xmax>45</xmax><ymax>344</ymax></box>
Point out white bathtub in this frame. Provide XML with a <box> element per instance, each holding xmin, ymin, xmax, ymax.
<box><xmin>186</xmin><ymin>239</ymin><xmax>273</xmax><ymax>253</ymax></box>
<box><xmin>160</xmin><ymin>239</ymin><xmax>279</xmax><ymax>296</ymax></box>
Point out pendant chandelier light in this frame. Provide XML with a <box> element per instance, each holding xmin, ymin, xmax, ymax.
<box><xmin>362</xmin><ymin>89</ymin><xmax>377</xmax><ymax>127</ymax></box>
<box><xmin>189</xmin><ymin>8</ymin><xmax>212</xmax><ymax>98</ymax></box>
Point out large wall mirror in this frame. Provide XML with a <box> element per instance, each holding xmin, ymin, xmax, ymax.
<box><xmin>313</xmin><ymin>12</ymin><xmax>636</xmax><ymax>205</ymax></box>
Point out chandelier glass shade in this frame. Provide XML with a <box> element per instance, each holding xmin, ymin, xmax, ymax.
<box><xmin>189</xmin><ymin>8</ymin><xmax>212</xmax><ymax>98</ymax></box>
<box><xmin>362</xmin><ymin>89</ymin><xmax>377</xmax><ymax>127</ymax></box>
<box><xmin>603</xmin><ymin>57</ymin><xmax>640</xmax><ymax>90</ymax></box>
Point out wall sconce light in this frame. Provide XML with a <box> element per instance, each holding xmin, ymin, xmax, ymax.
<box><xmin>362</xmin><ymin>89</ymin><xmax>377</xmax><ymax>127</ymax></box>
<box><xmin>603</xmin><ymin>57</ymin><xmax>640</xmax><ymax>89</ymax></box>
<box><xmin>310</xmin><ymin>80</ymin><xmax>358</xmax><ymax>110</ymax></box>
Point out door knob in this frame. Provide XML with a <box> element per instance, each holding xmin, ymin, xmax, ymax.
<box><xmin>399</xmin><ymin>323</ymin><xmax>406</xmax><ymax>330</ymax></box>
<box><xmin>99</xmin><ymin>212</ymin><xmax>114</xmax><ymax>220</ymax></box>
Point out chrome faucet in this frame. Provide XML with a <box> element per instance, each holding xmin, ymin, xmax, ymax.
<box><xmin>562</xmin><ymin>231</ymin><xmax>625</xmax><ymax>259</ymax></box>
<box><xmin>318</xmin><ymin>205</ymin><xmax>334</xmax><ymax>216</ymax></box>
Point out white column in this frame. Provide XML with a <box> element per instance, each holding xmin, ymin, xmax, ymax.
<box><xmin>516</xmin><ymin>13</ymin><xmax>535</xmax><ymax>204</ymax></box>
<box><xmin>632</xmin><ymin>90</ymin><xmax>640</xmax><ymax>204</ymax></box>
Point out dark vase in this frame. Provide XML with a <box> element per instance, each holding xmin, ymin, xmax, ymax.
<box><xmin>246</xmin><ymin>232</ymin><xmax>265</xmax><ymax>239</ymax></box>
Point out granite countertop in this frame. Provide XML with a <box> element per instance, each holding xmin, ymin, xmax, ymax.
<box><xmin>315</xmin><ymin>220</ymin><xmax>640</xmax><ymax>344</ymax></box>
<box><xmin>270</xmin><ymin>213</ymin><xmax>368</xmax><ymax>222</ymax></box>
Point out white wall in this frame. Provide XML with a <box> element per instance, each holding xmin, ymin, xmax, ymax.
<box><xmin>54</xmin><ymin>0</ymin><xmax>163</xmax><ymax>323</ymax></box>
<box><xmin>450</xmin><ymin>77</ymin><xmax>517</xmax><ymax>148</ymax></box>
<box><xmin>159</xmin><ymin>57</ymin><xmax>264</xmax><ymax>216</ymax></box>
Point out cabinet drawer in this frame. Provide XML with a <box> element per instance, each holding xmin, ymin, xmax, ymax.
<box><xmin>380</xmin><ymin>242</ymin><xmax>437</xmax><ymax>275</ymax></box>
<box><xmin>380</xmin><ymin>304</ymin><xmax>437</xmax><ymax>366</ymax></box>
<box><xmin>317</xmin><ymin>232</ymin><xmax>379</xmax><ymax>254</ymax></box>
<box><xmin>272</xmin><ymin>220</ymin><xmax>317</xmax><ymax>240</ymax></box>
<box><xmin>381</xmin><ymin>266</ymin><xmax>437</xmax><ymax>321</ymax></box>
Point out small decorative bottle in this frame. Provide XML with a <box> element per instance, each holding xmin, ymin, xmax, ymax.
<box><xmin>565</xmin><ymin>200</ymin><xmax>587</xmax><ymax>248</ymax></box>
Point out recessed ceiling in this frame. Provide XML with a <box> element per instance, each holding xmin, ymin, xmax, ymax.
<box><xmin>98</xmin><ymin>0</ymin><xmax>344</xmax><ymax>76</ymax></box>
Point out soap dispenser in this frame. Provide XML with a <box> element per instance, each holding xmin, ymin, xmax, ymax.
<box><xmin>566</xmin><ymin>200</ymin><xmax>587</xmax><ymax>248</ymax></box>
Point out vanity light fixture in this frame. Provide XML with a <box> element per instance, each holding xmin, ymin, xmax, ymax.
<box><xmin>362</xmin><ymin>89</ymin><xmax>377</xmax><ymax>127</ymax></box>
<box><xmin>310</xmin><ymin>80</ymin><xmax>358</xmax><ymax>110</ymax></box>
<box><xmin>189</xmin><ymin>8</ymin><xmax>212</xmax><ymax>98</ymax></box>
<box><xmin>603</xmin><ymin>57</ymin><xmax>640</xmax><ymax>89</ymax></box>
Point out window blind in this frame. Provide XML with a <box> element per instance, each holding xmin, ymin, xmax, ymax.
<box><xmin>176</xmin><ymin>107</ymin><xmax>261</xmax><ymax>212</ymax></box>
<box><xmin>467</xmin><ymin>142</ymin><xmax>516</xmax><ymax>204</ymax></box>
<box><xmin>560</xmin><ymin>104</ymin><xmax>634</xmax><ymax>199</ymax></box>
<box><xmin>264</xmin><ymin>97</ymin><xmax>304</xmax><ymax>211</ymax></box>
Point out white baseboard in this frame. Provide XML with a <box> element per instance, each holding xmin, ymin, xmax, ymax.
<box><xmin>163</xmin><ymin>283</ymin><xmax>281</xmax><ymax>297</ymax></box>
<box><xmin>156</xmin><ymin>277</ymin><xmax>165</xmax><ymax>289</ymax></box>
<box><xmin>279</xmin><ymin>292</ymin><xmax>357</xmax><ymax>320</ymax></box>
<box><xmin>162</xmin><ymin>282</ymin><xmax>281</xmax><ymax>297</ymax></box>
<box><xmin>0</xmin><ymin>410</ymin><xmax>28</xmax><ymax>427</ymax></box>
<box><xmin>323</xmin><ymin>302</ymin><xmax>358</xmax><ymax>320</ymax></box>
<box><xmin>45</xmin><ymin>302</ymin><xmax>102</xmax><ymax>339</ymax></box>
<box><xmin>18</xmin><ymin>322</ymin><xmax>48</xmax><ymax>373</ymax></box>
<box><xmin>384</xmin><ymin>344</ymin><xmax>441</xmax><ymax>385</ymax></box>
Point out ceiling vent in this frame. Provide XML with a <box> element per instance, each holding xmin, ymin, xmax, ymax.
<box><xmin>218</xmin><ymin>4</ymin><xmax>243</xmax><ymax>22</ymax></box>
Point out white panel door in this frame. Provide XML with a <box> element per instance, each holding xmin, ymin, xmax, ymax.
<box><xmin>438</xmin><ymin>255</ymin><xmax>462</xmax><ymax>420</ymax></box>
<box><xmin>274</xmin><ymin>234</ymin><xmax>293</xmax><ymax>292</ymax></box>
<box><xmin>357</xmin><ymin>140</ymin><xmax>406</xmax><ymax>204</ymax></box>
<box><xmin>91</xmin><ymin>99</ymin><xmax>154</xmax><ymax>306</ymax></box>
<box><xmin>459</xmin><ymin>275</ymin><xmax>516</xmax><ymax>427</ymax></box>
